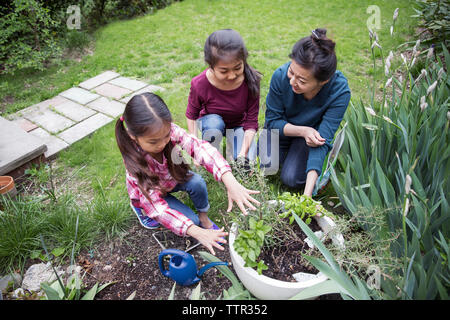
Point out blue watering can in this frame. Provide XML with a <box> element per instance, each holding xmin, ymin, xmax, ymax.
<box><xmin>158</xmin><ymin>249</ymin><xmax>228</xmax><ymax>286</ymax></box>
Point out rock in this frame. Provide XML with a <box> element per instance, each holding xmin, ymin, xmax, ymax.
<box><xmin>102</xmin><ymin>265</ymin><xmax>112</xmax><ymax>271</ymax></box>
<box><xmin>292</xmin><ymin>272</ymin><xmax>324</xmax><ymax>282</ymax></box>
<box><xmin>0</xmin><ymin>273</ymin><xmax>22</xmax><ymax>293</ymax></box>
<box><xmin>12</xmin><ymin>288</ymin><xmax>25</xmax><ymax>299</ymax></box>
<box><xmin>22</xmin><ymin>263</ymin><xmax>65</xmax><ymax>292</ymax></box>
<box><xmin>304</xmin><ymin>231</ymin><xmax>325</xmax><ymax>250</ymax></box>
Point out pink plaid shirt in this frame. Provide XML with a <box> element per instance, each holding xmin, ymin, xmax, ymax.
<box><xmin>125</xmin><ymin>123</ymin><xmax>231</xmax><ymax>236</ymax></box>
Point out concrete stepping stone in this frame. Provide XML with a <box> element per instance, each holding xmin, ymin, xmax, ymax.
<box><xmin>93</xmin><ymin>83</ymin><xmax>131</xmax><ymax>100</ymax></box>
<box><xmin>78</xmin><ymin>71</ymin><xmax>120</xmax><ymax>90</ymax></box>
<box><xmin>28</xmin><ymin>128</ymin><xmax>69</xmax><ymax>159</ymax></box>
<box><xmin>57</xmin><ymin>113</ymin><xmax>113</xmax><ymax>145</ymax></box>
<box><xmin>120</xmin><ymin>85</ymin><xmax>166</xmax><ymax>104</ymax></box>
<box><xmin>86</xmin><ymin>97</ymin><xmax>125</xmax><ymax>117</ymax></box>
<box><xmin>60</xmin><ymin>87</ymin><xmax>100</xmax><ymax>105</ymax></box>
<box><xmin>0</xmin><ymin>117</ymin><xmax>47</xmax><ymax>176</ymax></box>
<box><xmin>108</xmin><ymin>76</ymin><xmax>148</xmax><ymax>91</ymax></box>
<box><xmin>23</xmin><ymin>108</ymin><xmax>75</xmax><ymax>134</ymax></box>
<box><xmin>11</xmin><ymin>118</ymin><xmax>38</xmax><ymax>132</ymax></box>
<box><xmin>53</xmin><ymin>100</ymin><xmax>96</xmax><ymax>122</ymax></box>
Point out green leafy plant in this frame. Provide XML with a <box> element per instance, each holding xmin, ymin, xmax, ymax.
<box><xmin>290</xmin><ymin>214</ymin><xmax>373</xmax><ymax>300</ymax></box>
<box><xmin>233</xmin><ymin>217</ymin><xmax>271</xmax><ymax>275</ymax></box>
<box><xmin>278</xmin><ymin>192</ymin><xmax>332</xmax><ymax>225</ymax></box>
<box><xmin>331</xmin><ymin>9</ymin><xmax>449</xmax><ymax>299</ymax></box>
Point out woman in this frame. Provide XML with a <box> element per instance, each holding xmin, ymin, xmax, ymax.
<box><xmin>262</xmin><ymin>28</ymin><xmax>351</xmax><ymax>196</ymax></box>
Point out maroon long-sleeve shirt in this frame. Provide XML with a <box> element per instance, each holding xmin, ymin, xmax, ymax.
<box><xmin>185</xmin><ymin>69</ymin><xmax>260</xmax><ymax>131</ymax></box>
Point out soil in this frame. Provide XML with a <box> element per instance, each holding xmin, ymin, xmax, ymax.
<box><xmin>75</xmin><ymin>217</ymin><xmax>340</xmax><ymax>300</ymax></box>
<box><xmin>260</xmin><ymin>219</ymin><xmax>323</xmax><ymax>281</ymax></box>
<box><xmin>78</xmin><ymin>220</ymin><xmax>233</xmax><ymax>300</ymax></box>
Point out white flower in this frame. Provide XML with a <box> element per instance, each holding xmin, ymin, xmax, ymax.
<box><xmin>438</xmin><ymin>68</ymin><xmax>444</xmax><ymax>80</ymax></box>
<box><xmin>371</xmin><ymin>41</ymin><xmax>381</xmax><ymax>49</ymax></box>
<box><xmin>403</xmin><ymin>198</ymin><xmax>410</xmax><ymax>217</ymax></box>
<box><xmin>390</xmin><ymin>25</ymin><xmax>394</xmax><ymax>36</ymax></box>
<box><xmin>383</xmin><ymin>115</ymin><xmax>394</xmax><ymax>124</ymax></box>
<box><xmin>420</xmin><ymin>96</ymin><xmax>428</xmax><ymax>111</ymax></box>
<box><xmin>415</xmin><ymin>69</ymin><xmax>427</xmax><ymax>83</ymax></box>
<box><xmin>393</xmin><ymin>8</ymin><xmax>399</xmax><ymax>21</ymax></box>
<box><xmin>401</xmin><ymin>53</ymin><xmax>407</xmax><ymax>66</ymax></box>
<box><xmin>385</xmin><ymin>51</ymin><xmax>393</xmax><ymax>76</ymax></box>
<box><xmin>405</xmin><ymin>175</ymin><xmax>412</xmax><ymax>194</ymax></box>
<box><xmin>411</xmin><ymin>57</ymin><xmax>416</xmax><ymax>67</ymax></box>
<box><xmin>427</xmin><ymin>47</ymin><xmax>434</xmax><ymax>59</ymax></box>
<box><xmin>427</xmin><ymin>81</ymin><xmax>438</xmax><ymax>95</ymax></box>
<box><xmin>365</xmin><ymin>107</ymin><xmax>377</xmax><ymax>116</ymax></box>
<box><xmin>385</xmin><ymin>77</ymin><xmax>393</xmax><ymax>88</ymax></box>
<box><xmin>447</xmin><ymin>111</ymin><xmax>450</xmax><ymax>121</ymax></box>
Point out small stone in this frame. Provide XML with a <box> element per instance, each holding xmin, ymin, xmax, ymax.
<box><xmin>102</xmin><ymin>265</ymin><xmax>112</xmax><ymax>271</ymax></box>
<box><xmin>12</xmin><ymin>288</ymin><xmax>25</xmax><ymax>299</ymax></box>
<box><xmin>327</xmin><ymin>201</ymin><xmax>335</xmax><ymax>207</ymax></box>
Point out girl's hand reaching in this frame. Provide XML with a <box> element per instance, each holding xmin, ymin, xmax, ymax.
<box><xmin>186</xmin><ymin>225</ymin><xmax>228</xmax><ymax>255</ymax></box>
<box><xmin>221</xmin><ymin>171</ymin><xmax>260</xmax><ymax>215</ymax></box>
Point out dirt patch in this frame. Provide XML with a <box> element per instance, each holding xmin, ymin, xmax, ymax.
<box><xmin>77</xmin><ymin>217</ymin><xmax>340</xmax><ymax>300</ymax></box>
<box><xmin>80</xmin><ymin>220</ymin><xmax>234</xmax><ymax>300</ymax></box>
<box><xmin>260</xmin><ymin>219</ymin><xmax>324</xmax><ymax>281</ymax></box>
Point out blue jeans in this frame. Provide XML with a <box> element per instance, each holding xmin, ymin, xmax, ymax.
<box><xmin>259</xmin><ymin>128</ymin><xmax>309</xmax><ymax>188</ymax></box>
<box><xmin>162</xmin><ymin>172</ymin><xmax>209</xmax><ymax>226</ymax></box>
<box><xmin>198</xmin><ymin>114</ymin><xmax>257</xmax><ymax>161</ymax></box>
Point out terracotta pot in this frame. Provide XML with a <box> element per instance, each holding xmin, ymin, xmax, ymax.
<box><xmin>0</xmin><ymin>176</ymin><xmax>17</xmax><ymax>198</ymax></box>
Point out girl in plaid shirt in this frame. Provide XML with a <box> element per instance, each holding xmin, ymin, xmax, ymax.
<box><xmin>115</xmin><ymin>92</ymin><xmax>260</xmax><ymax>255</ymax></box>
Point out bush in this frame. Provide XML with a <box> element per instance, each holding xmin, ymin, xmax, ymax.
<box><xmin>0</xmin><ymin>0</ymin><xmax>62</xmax><ymax>74</ymax></box>
<box><xmin>412</xmin><ymin>0</ymin><xmax>450</xmax><ymax>51</ymax></box>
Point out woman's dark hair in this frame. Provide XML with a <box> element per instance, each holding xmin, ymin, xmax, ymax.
<box><xmin>289</xmin><ymin>28</ymin><xmax>337</xmax><ymax>82</ymax></box>
<box><xmin>204</xmin><ymin>29</ymin><xmax>262</xmax><ymax>98</ymax></box>
<box><xmin>115</xmin><ymin>92</ymin><xmax>191</xmax><ymax>198</ymax></box>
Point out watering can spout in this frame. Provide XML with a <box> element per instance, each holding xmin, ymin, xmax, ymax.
<box><xmin>197</xmin><ymin>261</ymin><xmax>229</xmax><ymax>278</ymax></box>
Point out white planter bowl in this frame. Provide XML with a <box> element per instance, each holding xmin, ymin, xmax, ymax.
<box><xmin>229</xmin><ymin>214</ymin><xmax>345</xmax><ymax>300</ymax></box>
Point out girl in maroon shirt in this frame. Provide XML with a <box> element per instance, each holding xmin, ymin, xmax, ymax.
<box><xmin>186</xmin><ymin>29</ymin><xmax>262</xmax><ymax>163</ymax></box>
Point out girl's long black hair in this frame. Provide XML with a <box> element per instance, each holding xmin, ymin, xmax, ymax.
<box><xmin>115</xmin><ymin>92</ymin><xmax>191</xmax><ymax>197</ymax></box>
<box><xmin>204</xmin><ymin>29</ymin><xmax>262</xmax><ymax>98</ymax></box>
<box><xmin>289</xmin><ymin>28</ymin><xmax>337</xmax><ymax>82</ymax></box>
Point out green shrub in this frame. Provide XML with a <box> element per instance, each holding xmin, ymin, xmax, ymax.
<box><xmin>0</xmin><ymin>0</ymin><xmax>62</xmax><ymax>74</ymax></box>
<box><xmin>412</xmin><ymin>0</ymin><xmax>450</xmax><ymax>51</ymax></box>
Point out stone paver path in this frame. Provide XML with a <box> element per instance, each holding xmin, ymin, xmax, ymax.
<box><xmin>6</xmin><ymin>71</ymin><xmax>165</xmax><ymax>160</ymax></box>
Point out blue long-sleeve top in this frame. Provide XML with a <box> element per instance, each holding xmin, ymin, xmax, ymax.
<box><xmin>264</xmin><ymin>62</ymin><xmax>351</xmax><ymax>175</ymax></box>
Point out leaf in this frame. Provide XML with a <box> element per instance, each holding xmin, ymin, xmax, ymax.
<box><xmin>51</xmin><ymin>247</ymin><xmax>65</xmax><ymax>257</ymax></box>
<box><xmin>126</xmin><ymin>291</ymin><xmax>136</xmax><ymax>300</ymax></box>
<box><xmin>190</xmin><ymin>283</ymin><xmax>202</xmax><ymax>300</ymax></box>
<box><xmin>41</xmin><ymin>282</ymin><xmax>62</xmax><ymax>300</ymax></box>
<box><xmin>168</xmin><ymin>282</ymin><xmax>176</xmax><ymax>300</ymax></box>
<box><xmin>289</xmin><ymin>279</ymin><xmax>342</xmax><ymax>300</ymax></box>
<box><xmin>81</xmin><ymin>283</ymin><xmax>98</xmax><ymax>300</ymax></box>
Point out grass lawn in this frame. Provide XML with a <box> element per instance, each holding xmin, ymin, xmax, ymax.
<box><xmin>0</xmin><ymin>0</ymin><xmax>419</xmax><ymax>271</ymax></box>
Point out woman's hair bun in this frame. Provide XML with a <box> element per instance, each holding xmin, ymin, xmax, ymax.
<box><xmin>311</xmin><ymin>28</ymin><xmax>335</xmax><ymax>53</ymax></box>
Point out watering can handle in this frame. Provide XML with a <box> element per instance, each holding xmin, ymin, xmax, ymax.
<box><xmin>197</xmin><ymin>261</ymin><xmax>229</xmax><ymax>278</ymax></box>
<box><xmin>158</xmin><ymin>248</ymin><xmax>184</xmax><ymax>277</ymax></box>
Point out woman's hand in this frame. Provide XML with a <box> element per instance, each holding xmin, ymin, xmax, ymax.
<box><xmin>186</xmin><ymin>225</ymin><xmax>228</xmax><ymax>255</ymax></box>
<box><xmin>300</xmin><ymin>127</ymin><xmax>326</xmax><ymax>147</ymax></box>
<box><xmin>221</xmin><ymin>171</ymin><xmax>260</xmax><ymax>215</ymax></box>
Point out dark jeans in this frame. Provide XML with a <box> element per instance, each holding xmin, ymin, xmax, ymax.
<box><xmin>162</xmin><ymin>172</ymin><xmax>210</xmax><ymax>226</ymax></box>
<box><xmin>259</xmin><ymin>128</ymin><xmax>309</xmax><ymax>188</ymax></box>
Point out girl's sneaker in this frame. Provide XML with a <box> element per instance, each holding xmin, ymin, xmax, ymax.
<box><xmin>130</xmin><ymin>202</ymin><xmax>160</xmax><ymax>229</ymax></box>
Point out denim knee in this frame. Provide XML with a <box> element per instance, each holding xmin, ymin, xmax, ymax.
<box><xmin>200</xmin><ymin>114</ymin><xmax>225</xmax><ymax>143</ymax></box>
<box><xmin>183</xmin><ymin>173</ymin><xmax>210</xmax><ymax>212</ymax></box>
